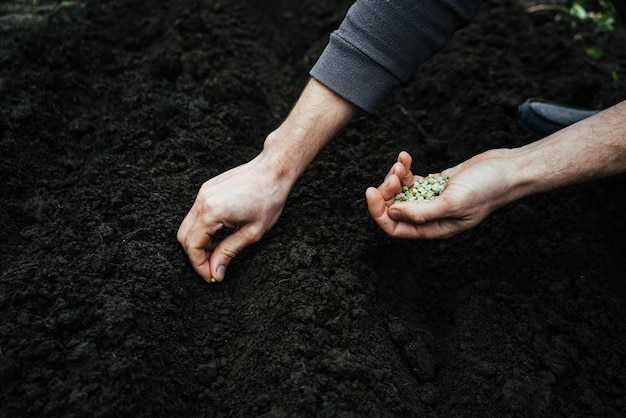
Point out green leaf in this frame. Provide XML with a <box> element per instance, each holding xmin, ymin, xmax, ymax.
<box><xmin>570</xmin><ymin>3</ymin><xmax>588</xmax><ymax>20</ymax></box>
<box><xmin>585</xmin><ymin>47</ymin><xmax>604</xmax><ymax>59</ymax></box>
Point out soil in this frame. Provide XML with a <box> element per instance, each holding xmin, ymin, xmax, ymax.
<box><xmin>1</xmin><ymin>0</ymin><xmax>626</xmax><ymax>416</ymax></box>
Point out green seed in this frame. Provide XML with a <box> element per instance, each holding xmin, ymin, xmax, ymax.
<box><xmin>394</xmin><ymin>173</ymin><xmax>449</xmax><ymax>202</ymax></box>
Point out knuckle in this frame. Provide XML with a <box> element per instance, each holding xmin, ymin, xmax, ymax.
<box><xmin>243</xmin><ymin>224</ymin><xmax>264</xmax><ymax>242</ymax></box>
<box><xmin>200</xmin><ymin>200</ymin><xmax>216</xmax><ymax>215</ymax></box>
<box><xmin>176</xmin><ymin>230</ymin><xmax>185</xmax><ymax>244</ymax></box>
<box><xmin>221</xmin><ymin>246</ymin><xmax>238</xmax><ymax>259</ymax></box>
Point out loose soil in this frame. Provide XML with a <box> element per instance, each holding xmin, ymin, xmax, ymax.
<box><xmin>1</xmin><ymin>0</ymin><xmax>626</xmax><ymax>416</ymax></box>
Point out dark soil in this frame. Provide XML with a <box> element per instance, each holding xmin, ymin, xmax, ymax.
<box><xmin>2</xmin><ymin>0</ymin><xmax>626</xmax><ymax>416</ymax></box>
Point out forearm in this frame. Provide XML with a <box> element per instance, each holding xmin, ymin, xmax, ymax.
<box><xmin>311</xmin><ymin>0</ymin><xmax>481</xmax><ymax>112</ymax></box>
<box><xmin>260</xmin><ymin>78</ymin><xmax>360</xmax><ymax>186</ymax></box>
<box><xmin>508</xmin><ymin>100</ymin><xmax>626</xmax><ymax>201</ymax></box>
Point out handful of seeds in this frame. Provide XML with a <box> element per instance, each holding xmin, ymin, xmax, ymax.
<box><xmin>394</xmin><ymin>173</ymin><xmax>449</xmax><ymax>202</ymax></box>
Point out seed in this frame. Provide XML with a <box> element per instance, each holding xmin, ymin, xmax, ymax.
<box><xmin>394</xmin><ymin>173</ymin><xmax>449</xmax><ymax>202</ymax></box>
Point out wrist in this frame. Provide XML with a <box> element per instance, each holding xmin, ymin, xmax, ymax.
<box><xmin>259</xmin><ymin>78</ymin><xmax>360</xmax><ymax>184</ymax></box>
<box><xmin>505</xmin><ymin>144</ymin><xmax>563</xmax><ymax>202</ymax></box>
<box><xmin>462</xmin><ymin>148</ymin><xmax>533</xmax><ymax>208</ymax></box>
<box><xmin>258</xmin><ymin>129</ymin><xmax>304</xmax><ymax>186</ymax></box>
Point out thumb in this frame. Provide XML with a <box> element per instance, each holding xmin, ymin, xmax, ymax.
<box><xmin>208</xmin><ymin>225</ymin><xmax>262</xmax><ymax>282</ymax></box>
<box><xmin>389</xmin><ymin>198</ymin><xmax>449</xmax><ymax>225</ymax></box>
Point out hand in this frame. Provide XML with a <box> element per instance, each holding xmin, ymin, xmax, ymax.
<box><xmin>366</xmin><ymin>149</ymin><xmax>515</xmax><ymax>239</ymax></box>
<box><xmin>177</xmin><ymin>154</ymin><xmax>290</xmax><ymax>283</ymax></box>
<box><xmin>178</xmin><ymin>78</ymin><xmax>358</xmax><ymax>282</ymax></box>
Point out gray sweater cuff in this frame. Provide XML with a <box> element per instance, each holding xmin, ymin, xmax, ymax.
<box><xmin>309</xmin><ymin>0</ymin><xmax>481</xmax><ymax>114</ymax></box>
<box><xmin>310</xmin><ymin>33</ymin><xmax>399</xmax><ymax>114</ymax></box>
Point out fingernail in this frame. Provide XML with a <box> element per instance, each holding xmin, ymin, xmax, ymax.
<box><xmin>216</xmin><ymin>265</ymin><xmax>226</xmax><ymax>281</ymax></box>
<box><xmin>389</xmin><ymin>209</ymin><xmax>401</xmax><ymax>219</ymax></box>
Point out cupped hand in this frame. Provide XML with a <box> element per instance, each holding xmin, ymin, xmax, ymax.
<box><xmin>366</xmin><ymin>149</ymin><xmax>515</xmax><ymax>239</ymax></box>
<box><xmin>177</xmin><ymin>154</ymin><xmax>290</xmax><ymax>283</ymax></box>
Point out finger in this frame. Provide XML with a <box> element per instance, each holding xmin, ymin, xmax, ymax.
<box><xmin>177</xmin><ymin>206</ymin><xmax>213</xmax><ymax>282</ymax></box>
<box><xmin>366</xmin><ymin>189</ymin><xmax>423</xmax><ymax>238</ymax></box>
<box><xmin>208</xmin><ymin>224</ymin><xmax>263</xmax><ymax>282</ymax></box>
<box><xmin>384</xmin><ymin>150</ymin><xmax>412</xmax><ymax>180</ymax></box>
<box><xmin>378</xmin><ymin>173</ymin><xmax>402</xmax><ymax>202</ymax></box>
<box><xmin>176</xmin><ymin>203</ymin><xmax>201</xmax><ymax>244</ymax></box>
<box><xmin>385</xmin><ymin>151</ymin><xmax>414</xmax><ymax>187</ymax></box>
<box><xmin>386</xmin><ymin>200</ymin><xmax>453</xmax><ymax>239</ymax></box>
<box><xmin>397</xmin><ymin>151</ymin><xmax>412</xmax><ymax>169</ymax></box>
<box><xmin>366</xmin><ymin>186</ymin><xmax>404</xmax><ymax>233</ymax></box>
<box><xmin>397</xmin><ymin>151</ymin><xmax>414</xmax><ymax>184</ymax></box>
<box><xmin>384</xmin><ymin>161</ymin><xmax>405</xmax><ymax>182</ymax></box>
<box><xmin>389</xmin><ymin>198</ymin><xmax>450</xmax><ymax>225</ymax></box>
<box><xmin>366</xmin><ymin>186</ymin><xmax>387</xmax><ymax>219</ymax></box>
<box><xmin>368</xmin><ymin>187</ymin><xmax>457</xmax><ymax>239</ymax></box>
<box><xmin>388</xmin><ymin>197</ymin><xmax>464</xmax><ymax>239</ymax></box>
<box><xmin>187</xmin><ymin>245</ymin><xmax>213</xmax><ymax>282</ymax></box>
<box><xmin>183</xmin><ymin>219</ymin><xmax>225</xmax><ymax>283</ymax></box>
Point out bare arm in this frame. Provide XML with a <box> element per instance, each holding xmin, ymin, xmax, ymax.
<box><xmin>177</xmin><ymin>78</ymin><xmax>359</xmax><ymax>282</ymax></box>
<box><xmin>509</xmin><ymin>100</ymin><xmax>626</xmax><ymax>199</ymax></box>
<box><xmin>262</xmin><ymin>78</ymin><xmax>360</xmax><ymax>185</ymax></box>
<box><xmin>367</xmin><ymin>100</ymin><xmax>626</xmax><ymax>239</ymax></box>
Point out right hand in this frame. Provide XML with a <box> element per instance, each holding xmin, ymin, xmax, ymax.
<box><xmin>177</xmin><ymin>154</ymin><xmax>290</xmax><ymax>283</ymax></box>
<box><xmin>366</xmin><ymin>149</ymin><xmax>516</xmax><ymax>239</ymax></box>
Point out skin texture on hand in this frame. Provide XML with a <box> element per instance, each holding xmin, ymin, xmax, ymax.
<box><xmin>366</xmin><ymin>149</ymin><xmax>516</xmax><ymax>239</ymax></box>
<box><xmin>177</xmin><ymin>154</ymin><xmax>291</xmax><ymax>283</ymax></box>
<box><xmin>367</xmin><ymin>100</ymin><xmax>626</xmax><ymax>240</ymax></box>
<box><xmin>178</xmin><ymin>78</ymin><xmax>359</xmax><ymax>283</ymax></box>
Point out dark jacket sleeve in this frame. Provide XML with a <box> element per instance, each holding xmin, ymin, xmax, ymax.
<box><xmin>310</xmin><ymin>0</ymin><xmax>482</xmax><ymax>113</ymax></box>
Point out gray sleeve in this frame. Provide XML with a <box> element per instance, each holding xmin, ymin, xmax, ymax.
<box><xmin>310</xmin><ymin>0</ymin><xmax>481</xmax><ymax>113</ymax></box>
